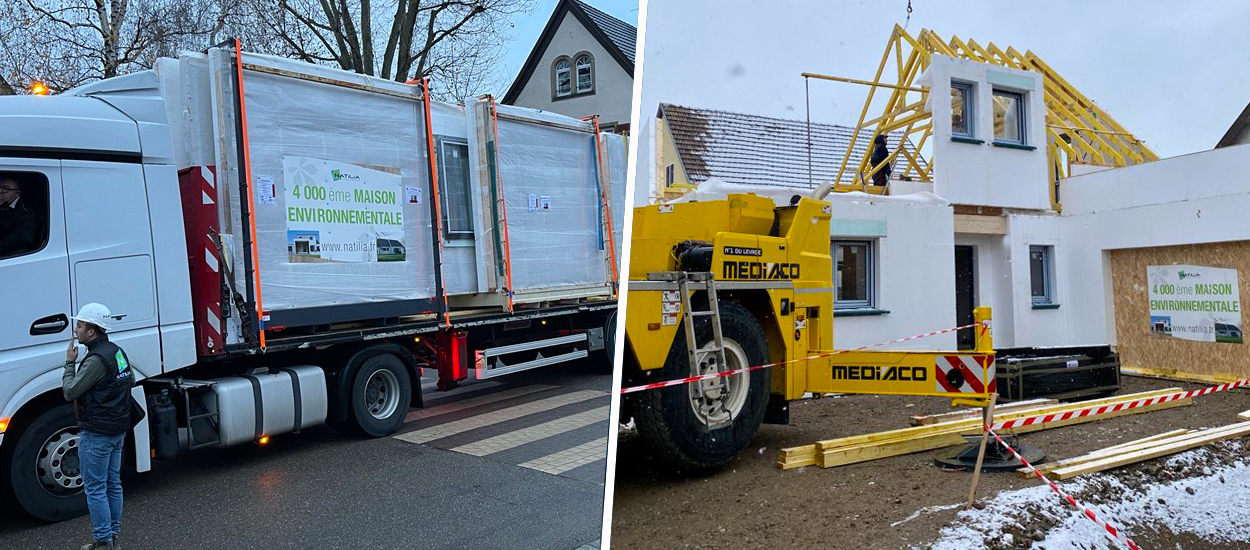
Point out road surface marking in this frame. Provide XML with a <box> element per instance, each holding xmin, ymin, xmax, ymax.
<box><xmin>450</xmin><ymin>406</ymin><xmax>611</xmax><ymax>456</ymax></box>
<box><xmin>396</xmin><ymin>390</ymin><xmax>605</xmax><ymax>444</ymax></box>
<box><xmin>517</xmin><ymin>437</ymin><xmax>608</xmax><ymax>475</ymax></box>
<box><xmin>405</xmin><ymin>384</ymin><xmax>555</xmax><ymax>422</ymax></box>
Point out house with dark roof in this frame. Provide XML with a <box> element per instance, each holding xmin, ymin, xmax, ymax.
<box><xmin>502</xmin><ymin>0</ymin><xmax>636</xmax><ymax>132</ymax></box>
<box><xmin>653</xmin><ymin>103</ymin><xmax>927</xmax><ymax>201</ymax></box>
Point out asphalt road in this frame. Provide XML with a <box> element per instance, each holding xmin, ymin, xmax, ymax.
<box><xmin>0</xmin><ymin>362</ymin><xmax>611</xmax><ymax>550</ymax></box>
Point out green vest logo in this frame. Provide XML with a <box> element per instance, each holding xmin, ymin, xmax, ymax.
<box><xmin>115</xmin><ymin>350</ymin><xmax>128</xmax><ymax>372</ymax></box>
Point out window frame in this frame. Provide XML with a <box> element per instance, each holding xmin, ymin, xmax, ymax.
<box><xmin>833</xmin><ymin>239</ymin><xmax>875</xmax><ymax>310</ymax></box>
<box><xmin>553</xmin><ymin>57</ymin><xmax>572</xmax><ymax>98</ymax></box>
<box><xmin>435</xmin><ymin>137</ymin><xmax>474</xmax><ymax>240</ymax></box>
<box><xmin>0</xmin><ymin>170</ymin><xmax>51</xmax><ymax>261</ymax></box>
<box><xmin>665</xmin><ymin>163</ymin><xmax>675</xmax><ymax>187</ymax></box>
<box><xmin>992</xmin><ymin>88</ymin><xmax>1027</xmax><ymax>145</ymax></box>
<box><xmin>950</xmin><ymin>80</ymin><xmax>975</xmax><ymax>139</ymax></box>
<box><xmin>1029</xmin><ymin>245</ymin><xmax>1056</xmax><ymax>306</ymax></box>
<box><xmin>575</xmin><ymin>53</ymin><xmax>594</xmax><ymax>94</ymax></box>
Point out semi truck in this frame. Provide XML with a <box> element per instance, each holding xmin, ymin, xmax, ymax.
<box><xmin>0</xmin><ymin>42</ymin><xmax>624</xmax><ymax>521</ymax></box>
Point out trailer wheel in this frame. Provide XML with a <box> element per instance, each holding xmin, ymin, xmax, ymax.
<box><xmin>632</xmin><ymin>302</ymin><xmax>769</xmax><ymax>468</ymax></box>
<box><xmin>593</xmin><ymin>310</ymin><xmax>618</xmax><ymax>373</ymax></box>
<box><xmin>3</xmin><ymin>403</ymin><xmax>88</xmax><ymax>521</ymax></box>
<box><xmin>349</xmin><ymin>353</ymin><xmax>412</xmax><ymax>437</ymax></box>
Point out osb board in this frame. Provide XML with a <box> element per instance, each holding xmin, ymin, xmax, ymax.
<box><xmin>1110</xmin><ymin>241</ymin><xmax>1250</xmax><ymax>379</ymax></box>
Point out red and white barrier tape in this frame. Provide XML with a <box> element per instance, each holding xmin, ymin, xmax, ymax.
<box><xmin>990</xmin><ymin>378</ymin><xmax>1250</xmax><ymax>432</ymax></box>
<box><xmin>988</xmin><ymin>429</ymin><xmax>1141</xmax><ymax>550</ymax></box>
<box><xmin>619</xmin><ymin>322</ymin><xmax>978</xmax><ymax>394</ymax></box>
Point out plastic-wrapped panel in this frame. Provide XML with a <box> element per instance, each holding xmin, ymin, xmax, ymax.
<box><xmin>494</xmin><ymin>106</ymin><xmax>608</xmax><ymax>293</ymax></box>
<box><xmin>209</xmin><ymin>50</ymin><xmax>439</xmax><ymax>326</ymax></box>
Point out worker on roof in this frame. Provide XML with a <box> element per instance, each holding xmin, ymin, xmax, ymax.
<box><xmin>63</xmin><ymin>303</ymin><xmax>136</xmax><ymax>550</ymax></box>
<box><xmin>870</xmin><ymin>134</ymin><xmax>892</xmax><ymax>187</ymax></box>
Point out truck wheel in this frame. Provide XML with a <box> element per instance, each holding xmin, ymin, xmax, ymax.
<box><xmin>3</xmin><ymin>403</ymin><xmax>88</xmax><ymax>521</ymax></box>
<box><xmin>593</xmin><ymin>310</ymin><xmax>618</xmax><ymax>373</ymax></box>
<box><xmin>349</xmin><ymin>353</ymin><xmax>412</xmax><ymax>437</ymax></box>
<box><xmin>632</xmin><ymin>302</ymin><xmax>769</xmax><ymax>468</ymax></box>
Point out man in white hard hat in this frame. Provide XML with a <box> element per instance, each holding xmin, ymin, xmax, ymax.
<box><xmin>63</xmin><ymin>303</ymin><xmax>133</xmax><ymax>550</ymax></box>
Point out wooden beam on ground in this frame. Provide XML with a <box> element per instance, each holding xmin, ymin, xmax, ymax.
<box><xmin>777</xmin><ymin>388</ymin><xmax>1188</xmax><ymax>470</ymax></box>
<box><xmin>911</xmin><ymin>398</ymin><xmax>1057</xmax><ymax>426</ymax></box>
<box><xmin>1048</xmin><ymin>422</ymin><xmax>1250</xmax><ymax>480</ymax></box>
<box><xmin>1120</xmin><ymin>367</ymin><xmax>1242</xmax><ymax>385</ymax></box>
<box><xmin>1239</xmin><ymin>410</ymin><xmax>1250</xmax><ymax>422</ymax></box>
<box><xmin>1022</xmin><ymin>429</ymin><xmax>1193</xmax><ymax>477</ymax></box>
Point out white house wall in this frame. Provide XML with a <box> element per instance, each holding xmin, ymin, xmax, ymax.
<box><xmin>925</xmin><ymin>55</ymin><xmax>1050</xmax><ymax>211</ymax></box>
<box><xmin>829</xmin><ymin>193</ymin><xmax>959</xmax><ymax>351</ymax></box>
<box><xmin>510</xmin><ymin>11</ymin><xmax>633</xmax><ymax>127</ymax></box>
<box><xmin>1056</xmin><ymin>143</ymin><xmax>1250</xmax><ymax>348</ymax></box>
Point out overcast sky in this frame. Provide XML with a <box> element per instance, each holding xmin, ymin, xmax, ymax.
<box><xmin>633</xmin><ymin>0</ymin><xmax>1250</xmax><ymax>185</ymax></box>
<box><xmin>498</xmin><ymin>0</ymin><xmax>639</xmax><ymax>95</ymax></box>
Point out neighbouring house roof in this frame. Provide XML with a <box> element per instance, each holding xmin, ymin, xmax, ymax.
<box><xmin>502</xmin><ymin>0</ymin><xmax>636</xmax><ymax>104</ymax></box>
<box><xmin>659</xmin><ymin>103</ymin><xmax>929</xmax><ymax>189</ymax></box>
<box><xmin>1216</xmin><ymin>100</ymin><xmax>1250</xmax><ymax>149</ymax></box>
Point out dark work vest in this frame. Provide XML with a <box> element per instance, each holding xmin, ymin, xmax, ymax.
<box><xmin>76</xmin><ymin>336</ymin><xmax>134</xmax><ymax>435</ymax></box>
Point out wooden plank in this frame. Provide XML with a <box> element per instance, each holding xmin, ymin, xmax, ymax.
<box><xmin>1239</xmin><ymin>410</ymin><xmax>1250</xmax><ymax>422</ymax></box>
<box><xmin>1049</xmin><ymin>422</ymin><xmax>1250</xmax><ymax>480</ymax></box>
<box><xmin>1022</xmin><ymin>429</ymin><xmax>1194</xmax><ymax>477</ymax></box>
<box><xmin>778</xmin><ymin>388</ymin><xmax>1185</xmax><ymax>470</ymax></box>
<box><xmin>1120</xmin><ymin>367</ymin><xmax>1242</xmax><ymax>385</ymax></box>
<box><xmin>810</xmin><ymin>397</ymin><xmax>1191</xmax><ymax>469</ymax></box>
<box><xmin>911</xmin><ymin>398</ymin><xmax>1057</xmax><ymax>426</ymax></box>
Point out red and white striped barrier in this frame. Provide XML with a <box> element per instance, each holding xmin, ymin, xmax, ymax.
<box><xmin>619</xmin><ymin>322</ymin><xmax>978</xmax><ymax>394</ymax></box>
<box><xmin>988</xmin><ymin>429</ymin><xmax>1141</xmax><ymax>550</ymax></box>
<box><xmin>990</xmin><ymin>378</ymin><xmax>1250</xmax><ymax>432</ymax></box>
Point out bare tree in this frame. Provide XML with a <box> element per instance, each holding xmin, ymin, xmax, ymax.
<box><xmin>263</xmin><ymin>0</ymin><xmax>533</xmax><ymax>100</ymax></box>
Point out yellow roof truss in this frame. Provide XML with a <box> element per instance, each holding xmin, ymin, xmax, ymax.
<box><xmin>819</xmin><ymin>25</ymin><xmax>1158</xmax><ymax>209</ymax></box>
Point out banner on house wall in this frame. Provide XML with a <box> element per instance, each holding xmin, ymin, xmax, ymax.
<box><xmin>282</xmin><ymin>156</ymin><xmax>405</xmax><ymax>263</ymax></box>
<box><xmin>1147</xmin><ymin>265</ymin><xmax>1243</xmax><ymax>344</ymax></box>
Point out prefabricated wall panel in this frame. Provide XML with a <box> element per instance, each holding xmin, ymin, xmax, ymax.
<box><xmin>1110</xmin><ymin>242</ymin><xmax>1250</xmax><ymax>379</ymax></box>
<box><xmin>484</xmin><ymin>103</ymin><xmax>622</xmax><ymax>302</ymax></box>
<box><xmin>205</xmin><ymin>50</ymin><xmax>440</xmax><ymax>328</ymax></box>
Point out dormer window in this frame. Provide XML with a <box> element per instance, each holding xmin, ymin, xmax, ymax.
<box><xmin>554</xmin><ymin>58</ymin><xmax>572</xmax><ymax>97</ymax></box>
<box><xmin>576</xmin><ymin>54</ymin><xmax>593</xmax><ymax>94</ymax></box>
<box><xmin>993</xmin><ymin>89</ymin><xmax>1026</xmax><ymax>145</ymax></box>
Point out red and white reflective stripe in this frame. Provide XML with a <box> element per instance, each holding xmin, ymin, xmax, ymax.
<box><xmin>935</xmin><ymin>355</ymin><xmax>996</xmax><ymax>394</ymax></box>
<box><xmin>988</xmin><ymin>429</ymin><xmax>1141</xmax><ymax>550</ymax></box>
<box><xmin>619</xmin><ymin>322</ymin><xmax>978</xmax><ymax>394</ymax></box>
<box><xmin>990</xmin><ymin>378</ymin><xmax>1250</xmax><ymax>432</ymax></box>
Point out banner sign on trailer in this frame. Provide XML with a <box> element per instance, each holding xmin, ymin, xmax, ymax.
<box><xmin>282</xmin><ymin>155</ymin><xmax>405</xmax><ymax>263</ymax></box>
<box><xmin>1147</xmin><ymin>265</ymin><xmax>1242</xmax><ymax>344</ymax></box>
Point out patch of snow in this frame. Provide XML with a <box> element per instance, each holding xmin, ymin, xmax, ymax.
<box><xmin>923</xmin><ymin>444</ymin><xmax>1250</xmax><ymax>549</ymax></box>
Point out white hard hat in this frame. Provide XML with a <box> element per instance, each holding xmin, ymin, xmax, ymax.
<box><xmin>72</xmin><ymin>303</ymin><xmax>116</xmax><ymax>331</ymax></box>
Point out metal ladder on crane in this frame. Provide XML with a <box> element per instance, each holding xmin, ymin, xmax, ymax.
<box><xmin>677</xmin><ymin>271</ymin><xmax>732</xmax><ymax>429</ymax></box>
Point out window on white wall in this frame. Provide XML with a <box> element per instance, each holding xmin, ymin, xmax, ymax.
<box><xmin>993</xmin><ymin>89</ymin><xmax>1026</xmax><ymax>144</ymax></box>
<box><xmin>554</xmin><ymin>58</ymin><xmax>572</xmax><ymax>97</ymax></box>
<box><xmin>575</xmin><ymin>54</ymin><xmax>593</xmax><ymax>94</ymax></box>
<box><xmin>1029</xmin><ymin>245</ymin><xmax>1055</xmax><ymax>305</ymax></box>
<box><xmin>834</xmin><ymin>240</ymin><xmax>874</xmax><ymax>309</ymax></box>
<box><xmin>951</xmin><ymin>81</ymin><xmax>974</xmax><ymax>138</ymax></box>
<box><xmin>665</xmin><ymin>164</ymin><xmax>675</xmax><ymax>187</ymax></box>
<box><xmin>438</xmin><ymin>139</ymin><xmax>474</xmax><ymax>238</ymax></box>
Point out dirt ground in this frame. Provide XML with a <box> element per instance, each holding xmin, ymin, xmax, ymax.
<box><xmin>610</xmin><ymin>376</ymin><xmax>1250</xmax><ymax>549</ymax></box>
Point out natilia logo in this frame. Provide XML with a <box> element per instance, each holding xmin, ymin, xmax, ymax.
<box><xmin>330</xmin><ymin>169</ymin><xmax>361</xmax><ymax>182</ymax></box>
<box><xmin>1179</xmin><ymin>271</ymin><xmax>1202</xmax><ymax>280</ymax></box>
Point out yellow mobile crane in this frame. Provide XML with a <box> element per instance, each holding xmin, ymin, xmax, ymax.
<box><xmin>622</xmin><ymin>193</ymin><xmax>995</xmax><ymax>467</ymax></box>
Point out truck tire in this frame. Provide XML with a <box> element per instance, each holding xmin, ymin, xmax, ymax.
<box><xmin>593</xmin><ymin>310</ymin><xmax>618</xmax><ymax>373</ymax></box>
<box><xmin>3</xmin><ymin>403</ymin><xmax>88</xmax><ymax>521</ymax></box>
<box><xmin>632</xmin><ymin>302</ymin><xmax>769</xmax><ymax>468</ymax></box>
<box><xmin>349</xmin><ymin>353</ymin><xmax>412</xmax><ymax>437</ymax></box>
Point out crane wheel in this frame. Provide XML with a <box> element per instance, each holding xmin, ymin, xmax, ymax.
<box><xmin>632</xmin><ymin>302</ymin><xmax>769</xmax><ymax>468</ymax></box>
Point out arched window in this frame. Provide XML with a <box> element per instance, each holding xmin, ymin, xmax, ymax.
<box><xmin>575</xmin><ymin>54</ymin><xmax>593</xmax><ymax>94</ymax></box>
<box><xmin>554</xmin><ymin>58</ymin><xmax>572</xmax><ymax>97</ymax></box>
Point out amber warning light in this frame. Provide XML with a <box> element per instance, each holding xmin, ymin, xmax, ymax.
<box><xmin>30</xmin><ymin>82</ymin><xmax>50</xmax><ymax>96</ymax></box>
